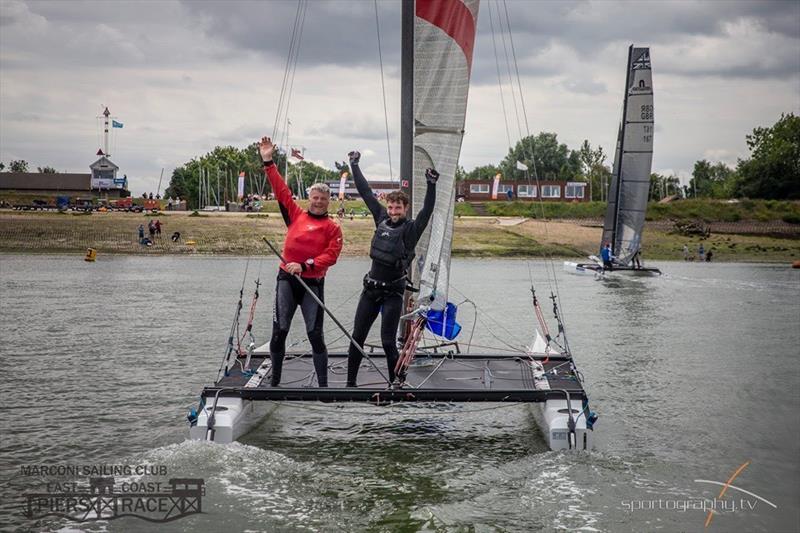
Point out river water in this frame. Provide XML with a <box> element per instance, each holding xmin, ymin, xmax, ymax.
<box><xmin>1</xmin><ymin>255</ymin><xmax>798</xmax><ymax>532</ymax></box>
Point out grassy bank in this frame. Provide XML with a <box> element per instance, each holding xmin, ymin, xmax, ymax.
<box><xmin>485</xmin><ymin>198</ymin><xmax>800</xmax><ymax>223</ymax></box>
<box><xmin>1</xmin><ymin>210</ymin><xmax>798</xmax><ymax>262</ymax></box>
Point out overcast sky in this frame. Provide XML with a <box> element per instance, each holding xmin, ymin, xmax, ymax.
<box><xmin>1</xmin><ymin>0</ymin><xmax>798</xmax><ymax>195</ymax></box>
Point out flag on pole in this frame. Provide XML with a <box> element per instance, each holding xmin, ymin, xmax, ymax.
<box><xmin>516</xmin><ymin>160</ymin><xmax>528</xmax><ymax>171</ymax></box>
<box><xmin>112</xmin><ymin>120</ymin><xmax>124</xmax><ymax>128</ymax></box>
<box><xmin>338</xmin><ymin>172</ymin><xmax>348</xmax><ymax>201</ymax></box>
<box><xmin>237</xmin><ymin>171</ymin><xmax>245</xmax><ymax>200</ymax></box>
<box><xmin>291</xmin><ymin>148</ymin><xmax>304</xmax><ymax>161</ymax></box>
<box><xmin>491</xmin><ymin>172</ymin><xmax>501</xmax><ymax>200</ymax></box>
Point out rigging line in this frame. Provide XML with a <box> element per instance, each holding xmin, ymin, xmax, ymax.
<box><xmin>494</xmin><ymin>0</ymin><xmax>524</xmax><ymax>144</ymax></box>
<box><xmin>453</xmin><ymin>298</ymin><xmax>478</xmax><ymax>354</ymax></box>
<box><xmin>281</xmin><ymin>0</ymin><xmax>308</xmax><ymax>151</ymax></box>
<box><xmin>374</xmin><ymin>0</ymin><xmax>394</xmax><ymax>183</ymax></box>
<box><xmin>447</xmin><ymin>283</ymin><xmax>527</xmax><ymax>352</ymax></box>
<box><xmin>217</xmin><ymin>259</ymin><xmax>251</xmax><ymax>380</ymax></box>
<box><xmin>503</xmin><ymin>0</ymin><xmax>561</xmax><ymax>300</ymax></box>
<box><xmin>487</xmin><ymin>1</ymin><xmax>512</xmax><ymax>151</ymax></box>
<box><xmin>501</xmin><ymin>0</ymin><xmax>566</xmax><ymax>316</ymax></box>
<box><xmin>272</xmin><ymin>0</ymin><xmax>304</xmax><ymax>140</ymax></box>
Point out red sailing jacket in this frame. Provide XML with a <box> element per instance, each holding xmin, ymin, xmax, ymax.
<box><xmin>264</xmin><ymin>163</ymin><xmax>342</xmax><ymax>279</ymax></box>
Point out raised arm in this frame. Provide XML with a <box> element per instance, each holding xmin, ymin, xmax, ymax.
<box><xmin>259</xmin><ymin>136</ymin><xmax>303</xmax><ymax>223</ymax></box>
<box><xmin>410</xmin><ymin>168</ymin><xmax>439</xmax><ymax>240</ymax></box>
<box><xmin>348</xmin><ymin>151</ymin><xmax>385</xmax><ymax>223</ymax></box>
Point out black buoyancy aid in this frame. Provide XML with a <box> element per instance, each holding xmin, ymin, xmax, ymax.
<box><xmin>370</xmin><ymin>218</ymin><xmax>412</xmax><ymax>269</ymax></box>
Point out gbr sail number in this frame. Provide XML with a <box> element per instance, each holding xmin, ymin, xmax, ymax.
<box><xmin>640</xmin><ymin>104</ymin><xmax>653</xmax><ymax>120</ymax></box>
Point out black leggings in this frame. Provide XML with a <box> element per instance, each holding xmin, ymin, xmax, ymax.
<box><xmin>347</xmin><ymin>288</ymin><xmax>403</xmax><ymax>386</ymax></box>
<box><xmin>269</xmin><ymin>271</ymin><xmax>327</xmax><ymax>387</ymax></box>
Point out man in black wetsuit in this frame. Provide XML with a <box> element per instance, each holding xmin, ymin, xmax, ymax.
<box><xmin>346</xmin><ymin>150</ymin><xmax>438</xmax><ymax>387</ymax></box>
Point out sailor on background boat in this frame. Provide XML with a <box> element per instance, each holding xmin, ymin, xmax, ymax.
<box><xmin>258</xmin><ymin>136</ymin><xmax>343</xmax><ymax>387</ymax></box>
<box><xmin>345</xmin><ymin>150</ymin><xmax>438</xmax><ymax>387</ymax></box>
<box><xmin>601</xmin><ymin>242</ymin><xmax>614</xmax><ymax>271</ymax></box>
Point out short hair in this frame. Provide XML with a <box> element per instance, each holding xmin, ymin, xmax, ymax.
<box><xmin>308</xmin><ymin>182</ymin><xmax>330</xmax><ymax>195</ymax></box>
<box><xmin>385</xmin><ymin>190</ymin><xmax>409</xmax><ymax>206</ymax></box>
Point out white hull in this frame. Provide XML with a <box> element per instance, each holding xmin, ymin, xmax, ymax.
<box><xmin>189</xmin><ymin>397</ymin><xmax>277</xmax><ymax>443</ymax></box>
<box><xmin>563</xmin><ymin>261</ymin><xmax>601</xmax><ymax>276</ymax></box>
<box><xmin>189</xmin><ymin>396</ymin><xmax>592</xmax><ymax>451</ymax></box>
<box><xmin>531</xmin><ymin>399</ymin><xmax>593</xmax><ymax>451</ymax></box>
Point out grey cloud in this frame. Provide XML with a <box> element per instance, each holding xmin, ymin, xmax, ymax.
<box><xmin>306</xmin><ymin>114</ymin><xmax>388</xmax><ymax>141</ymax></box>
<box><xmin>561</xmin><ymin>78</ymin><xmax>607</xmax><ymax>96</ymax></box>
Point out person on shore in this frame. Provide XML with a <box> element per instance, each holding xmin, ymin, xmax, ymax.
<box><xmin>168</xmin><ymin>197</ymin><xmax>174</xmax><ymax>211</ymax></box>
<box><xmin>632</xmin><ymin>249</ymin><xmax>642</xmax><ymax>269</ymax></box>
<box><xmin>345</xmin><ymin>150</ymin><xmax>438</xmax><ymax>387</ymax></box>
<box><xmin>138</xmin><ymin>224</ymin><xmax>145</xmax><ymax>244</ymax></box>
<box><xmin>706</xmin><ymin>249</ymin><xmax>713</xmax><ymax>262</ymax></box>
<box><xmin>154</xmin><ymin>219</ymin><xmax>162</xmax><ymax>237</ymax></box>
<box><xmin>259</xmin><ymin>136</ymin><xmax>343</xmax><ymax>387</ymax></box>
<box><xmin>601</xmin><ymin>242</ymin><xmax>613</xmax><ymax>271</ymax></box>
<box><xmin>171</xmin><ymin>231</ymin><xmax>181</xmax><ymax>243</ymax></box>
<box><xmin>683</xmin><ymin>244</ymin><xmax>689</xmax><ymax>261</ymax></box>
<box><xmin>698</xmin><ymin>243</ymin><xmax>705</xmax><ymax>261</ymax></box>
<box><xmin>148</xmin><ymin>220</ymin><xmax>156</xmax><ymax>241</ymax></box>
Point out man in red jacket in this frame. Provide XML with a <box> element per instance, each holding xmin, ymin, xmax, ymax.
<box><xmin>259</xmin><ymin>136</ymin><xmax>343</xmax><ymax>387</ymax></box>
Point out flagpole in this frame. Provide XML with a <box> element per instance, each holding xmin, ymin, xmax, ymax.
<box><xmin>298</xmin><ymin>146</ymin><xmax>305</xmax><ymax>199</ymax></box>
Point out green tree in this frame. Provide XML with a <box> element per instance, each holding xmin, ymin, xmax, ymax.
<box><xmin>0</xmin><ymin>162</ymin><xmax>5</xmax><ymax>171</ymax></box>
<box><xmin>499</xmin><ymin>132</ymin><xmax>581</xmax><ymax>181</ymax></box>
<box><xmin>8</xmin><ymin>160</ymin><xmax>28</xmax><ymax>172</ymax></box>
<box><xmin>650</xmin><ymin>172</ymin><xmax>683</xmax><ymax>200</ymax></box>
<box><xmin>733</xmin><ymin>113</ymin><xmax>800</xmax><ymax>199</ymax></box>
<box><xmin>166</xmin><ymin>143</ymin><xmax>267</xmax><ymax>209</ymax></box>
<box><xmin>578</xmin><ymin>140</ymin><xmax>606</xmax><ymax>201</ymax></box>
<box><xmin>37</xmin><ymin>166</ymin><xmax>57</xmax><ymax>173</ymax></box>
<box><xmin>454</xmin><ymin>164</ymin><xmax>467</xmax><ymax>181</ymax></box>
<box><xmin>690</xmin><ymin>160</ymin><xmax>735</xmax><ymax>198</ymax></box>
<box><xmin>465</xmin><ymin>164</ymin><xmax>500</xmax><ymax>181</ymax></box>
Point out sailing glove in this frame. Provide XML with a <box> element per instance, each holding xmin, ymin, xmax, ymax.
<box><xmin>348</xmin><ymin>151</ymin><xmax>361</xmax><ymax>165</ymax></box>
<box><xmin>425</xmin><ymin>168</ymin><xmax>440</xmax><ymax>184</ymax></box>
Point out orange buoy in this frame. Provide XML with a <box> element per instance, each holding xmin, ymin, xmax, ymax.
<box><xmin>84</xmin><ymin>248</ymin><xmax>97</xmax><ymax>262</ymax></box>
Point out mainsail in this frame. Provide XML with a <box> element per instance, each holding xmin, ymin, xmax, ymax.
<box><xmin>405</xmin><ymin>0</ymin><xmax>479</xmax><ymax>310</ymax></box>
<box><xmin>601</xmin><ymin>46</ymin><xmax>654</xmax><ymax>266</ymax></box>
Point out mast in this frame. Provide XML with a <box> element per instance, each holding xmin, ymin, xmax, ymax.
<box><xmin>610</xmin><ymin>44</ymin><xmax>633</xmax><ymax>257</ymax></box>
<box><xmin>400</xmin><ymin>0</ymin><xmax>414</xmax><ymax>204</ymax></box>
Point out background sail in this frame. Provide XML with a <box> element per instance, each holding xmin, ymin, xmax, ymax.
<box><xmin>602</xmin><ymin>46</ymin><xmax>654</xmax><ymax>265</ymax></box>
<box><xmin>411</xmin><ymin>0</ymin><xmax>479</xmax><ymax>310</ymax></box>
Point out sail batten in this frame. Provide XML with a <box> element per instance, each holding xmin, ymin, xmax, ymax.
<box><xmin>601</xmin><ymin>46</ymin><xmax>654</xmax><ymax>266</ymax></box>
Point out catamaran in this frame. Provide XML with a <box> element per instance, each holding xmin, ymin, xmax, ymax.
<box><xmin>565</xmin><ymin>45</ymin><xmax>661</xmax><ymax>277</ymax></box>
<box><xmin>189</xmin><ymin>0</ymin><xmax>596</xmax><ymax>451</ymax></box>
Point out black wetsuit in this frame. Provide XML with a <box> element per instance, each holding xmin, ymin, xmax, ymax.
<box><xmin>270</xmin><ymin>271</ymin><xmax>326</xmax><ymax>386</ymax></box>
<box><xmin>346</xmin><ymin>162</ymin><xmax>436</xmax><ymax>386</ymax></box>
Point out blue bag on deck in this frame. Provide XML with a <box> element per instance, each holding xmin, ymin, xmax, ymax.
<box><xmin>425</xmin><ymin>302</ymin><xmax>462</xmax><ymax>340</ymax></box>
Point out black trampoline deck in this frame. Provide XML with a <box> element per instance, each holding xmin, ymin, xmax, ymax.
<box><xmin>203</xmin><ymin>352</ymin><xmax>588</xmax><ymax>403</ymax></box>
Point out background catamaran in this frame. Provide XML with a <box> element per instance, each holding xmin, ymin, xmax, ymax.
<box><xmin>190</xmin><ymin>0</ymin><xmax>596</xmax><ymax>451</ymax></box>
<box><xmin>565</xmin><ymin>45</ymin><xmax>661</xmax><ymax>277</ymax></box>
